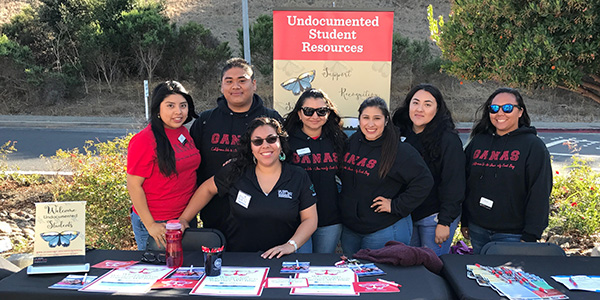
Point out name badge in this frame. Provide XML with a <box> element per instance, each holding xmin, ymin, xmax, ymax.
<box><xmin>178</xmin><ymin>134</ymin><xmax>187</xmax><ymax>145</ymax></box>
<box><xmin>296</xmin><ymin>147</ymin><xmax>311</xmax><ymax>157</ymax></box>
<box><xmin>235</xmin><ymin>190</ymin><xmax>251</xmax><ymax>209</ymax></box>
<box><xmin>479</xmin><ymin>197</ymin><xmax>494</xmax><ymax>210</ymax></box>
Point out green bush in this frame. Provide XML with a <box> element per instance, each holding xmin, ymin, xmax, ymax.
<box><xmin>549</xmin><ymin>156</ymin><xmax>600</xmax><ymax>235</ymax></box>
<box><xmin>427</xmin><ymin>1</ymin><xmax>600</xmax><ymax>105</ymax></box>
<box><xmin>391</xmin><ymin>32</ymin><xmax>441</xmax><ymax>77</ymax></box>
<box><xmin>161</xmin><ymin>21</ymin><xmax>231</xmax><ymax>86</ymax></box>
<box><xmin>52</xmin><ymin>135</ymin><xmax>135</xmax><ymax>250</ymax></box>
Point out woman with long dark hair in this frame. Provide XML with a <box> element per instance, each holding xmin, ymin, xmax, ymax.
<box><xmin>392</xmin><ymin>84</ymin><xmax>465</xmax><ymax>256</ymax></box>
<box><xmin>127</xmin><ymin>81</ymin><xmax>200</xmax><ymax>250</ymax></box>
<box><xmin>339</xmin><ymin>96</ymin><xmax>433</xmax><ymax>255</ymax></box>
<box><xmin>461</xmin><ymin>88</ymin><xmax>552</xmax><ymax>254</ymax></box>
<box><xmin>283</xmin><ymin>88</ymin><xmax>347</xmax><ymax>253</ymax></box>
<box><xmin>178</xmin><ymin>117</ymin><xmax>318</xmax><ymax>258</ymax></box>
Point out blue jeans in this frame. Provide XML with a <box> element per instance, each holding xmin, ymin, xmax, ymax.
<box><xmin>468</xmin><ymin>222</ymin><xmax>522</xmax><ymax>254</ymax></box>
<box><xmin>297</xmin><ymin>239</ymin><xmax>312</xmax><ymax>253</ymax></box>
<box><xmin>410</xmin><ymin>213</ymin><xmax>460</xmax><ymax>256</ymax></box>
<box><xmin>131</xmin><ymin>211</ymin><xmax>195</xmax><ymax>250</ymax></box>
<box><xmin>341</xmin><ymin>216</ymin><xmax>412</xmax><ymax>255</ymax></box>
<box><xmin>131</xmin><ymin>211</ymin><xmax>150</xmax><ymax>250</ymax></box>
<box><xmin>310</xmin><ymin>224</ymin><xmax>342</xmax><ymax>253</ymax></box>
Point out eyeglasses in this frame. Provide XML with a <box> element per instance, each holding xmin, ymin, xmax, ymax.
<box><xmin>141</xmin><ymin>251</ymin><xmax>166</xmax><ymax>264</ymax></box>
<box><xmin>301</xmin><ymin>107</ymin><xmax>330</xmax><ymax>117</ymax></box>
<box><xmin>489</xmin><ymin>104</ymin><xmax>521</xmax><ymax>114</ymax></box>
<box><xmin>250</xmin><ymin>135</ymin><xmax>279</xmax><ymax>146</ymax></box>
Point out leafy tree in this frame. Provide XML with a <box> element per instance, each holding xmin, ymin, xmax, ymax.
<box><xmin>237</xmin><ymin>15</ymin><xmax>273</xmax><ymax>75</ymax></box>
<box><xmin>1</xmin><ymin>5</ymin><xmax>52</xmax><ymax>66</ymax></box>
<box><xmin>79</xmin><ymin>22</ymin><xmax>121</xmax><ymax>93</ymax></box>
<box><xmin>0</xmin><ymin>34</ymin><xmax>42</xmax><ymax>105</ymax></box>
<box><xmin>118</xmin><ymin>2</ymin><xmax>172</xmax><ymax>87</ymax></box>
<box><xmin>428</xmin><ymin>1</ymin><xmax>600</xmax><ymax>104</ymax></box>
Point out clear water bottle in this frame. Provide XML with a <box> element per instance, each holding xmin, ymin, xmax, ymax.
<box><xmin>165</xmin><ymin>220</ymin><xmax>183</xmax><ymax>268</ymax></box>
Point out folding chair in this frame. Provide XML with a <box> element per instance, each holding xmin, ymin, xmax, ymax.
<box><xmin>480</xmin><ymin>242</ymin><xmax>566</xmax><ymax>256</ymax></box>
<box><xmin>146</xmin><ymin>228</ymin><xmax>226</xmax><ymax>251</ymax></box>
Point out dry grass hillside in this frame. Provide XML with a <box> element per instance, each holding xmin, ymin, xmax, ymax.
<box><xmin>1</xmin><ymin>0</ymin><xmax>599</xmax><ymax>122</ymax></box>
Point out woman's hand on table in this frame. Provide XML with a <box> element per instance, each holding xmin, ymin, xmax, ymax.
<box><xmin>261</xmin><ymin>242</ymin><xmax>296</xmax><ymax>259</ymax></box>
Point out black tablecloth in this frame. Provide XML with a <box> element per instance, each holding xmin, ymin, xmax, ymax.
<box><xmin>0</xmin><ymin>249</ymin><xmax>454</xmax><ymax>299</ymax></box>
<box><xmin>441</xmin><ymin>254</ymin><xmax>600</xmax><ymax>300</ymax></box>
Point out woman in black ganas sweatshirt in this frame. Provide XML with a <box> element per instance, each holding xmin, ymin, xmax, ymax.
<box><xmin>461</xmin><ymin>88</ymin><xmax>552</xmax><ymax>254</ymax></box>
<box><xmin>340</xmin><ymin>97</ymin><xmax>433</xmax><ymax>255</ymax></box>
<box><xmin>284</xmin><ymin>88</ymin><xmax>348</xmax><ymax>253</ymax></box>
<box><xmin>392</xmin><ymin>84</ymin><xmax>465</xmax><ymax>256</ymax></box>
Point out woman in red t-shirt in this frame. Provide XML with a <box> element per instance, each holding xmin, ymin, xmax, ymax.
<box><xmin>127</xmin><ymin>81</ymin><xmax>201</xmax><ymax>250</ymax></box>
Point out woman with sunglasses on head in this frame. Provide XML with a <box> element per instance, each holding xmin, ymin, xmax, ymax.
<box><xmin>178</xmin><ymin>117</ymin><xmax>318</xmax><ymax>259</ymax></box>
<box><xmin>461</xmin><ymin>88</ymin><xmax>552</xmax><ymax>254</ymax></box>
<box><xmin>340</xmin><ymin>97</ymin><xmax>433</xmax><ymax>255</ymax></box>
<box><xmin>127</xmin><ymin>81</ymin><xmax>201</xmax><ymax>250</ymax></box>
<box><xmin>392</xmin><ymin>84</ymin><xmax>465</xmax><ymax>256</ymax></box>
<box><xmin>283</xmin><ymin>88</ymin><xmax>348</xmax><ymax>253</ymax></box>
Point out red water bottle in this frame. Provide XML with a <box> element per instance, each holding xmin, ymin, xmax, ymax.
<box><xmin>165</xmin><ymin>220</ymin><xmax>183</xmax><ymax>268</ymax></box>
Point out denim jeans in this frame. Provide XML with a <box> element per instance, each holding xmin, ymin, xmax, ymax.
<box><xmin>131</xmin><ymin>211</ymin><xmax>150</xmax><ymax>250</ymax></box>
<box><xmin>341</xmin><ymin>216</ymin><xmax>412</xmax><ymax>255</ymax></box>
<box><xmin>310</xmin><ymin>223</ymin><xmax>342</xmax><ymax>253</ymax></box>
<box><xmin>297</xmin><ymin>239</ymin><xmax>312</xmax><ymax>253</ymax></box>
<box><xmin>410</xmin><ymin>213</ymin><xmax>460</xmax><ymax>256</ymax></box>
<box><xmin>468</xmin><ymin>222</ymin><xmax>522</xmax><ymax>254</ymax></box>
<box><xmin>131</xmin><ymin>211</ymin><xmax>194</xmax><ymax>250</ymax></box>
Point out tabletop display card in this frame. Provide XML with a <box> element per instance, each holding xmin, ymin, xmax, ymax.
<box><xmin>290</xmin><ymin>267</ymin><xmax>359</xmax><ymax>296</ymax></box>
<box><xmin>152</xmin><ymin>266</ymin><xmax>205</xmax><ymax>289</ymax></box>
<box><xmin>79</xmin><ymin>264</ymin><xmax>174</xmax><ymax>294</ymax></box>
<box><xmin>48</xmin><ymin>274</ymin><xmax>97</xmax><ymax>290</ymax></box>
<box><xmin>348</xmin><ymin>263</ymin><xmax>386</xmax><ymax>277</ymax></box>
<box><xmin>352</xmin><ymin>281</ymin><xmax>400</xmax><ymax>293</ymax></box>
<box><xmin>551</xmin><ymin>275</ymin><xmax>600</xmax><ymax>292</ymax></box>
<box><xmin>190</xmin><ymin>267</ymin><xmax>269</xmax><ymax>297</ymax></box>
<box><xmin>28</xmin><ymin>201</ymin><xmax>89</xmax><ymax>274</ymax></box>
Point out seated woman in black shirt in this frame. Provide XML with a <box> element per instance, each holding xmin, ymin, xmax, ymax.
<box><xmin>178</xmin><ymin>117</ymin><xmax>318</xmax><ymax>259</ymax></box>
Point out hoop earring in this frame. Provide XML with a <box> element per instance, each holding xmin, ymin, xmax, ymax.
<box><xmin>279</xmin><ymin>152</ymin><xmax>286</xmax><ymax>161</ymax></box>
<box><xmin>253</xmin><ymin>156</ymin><xmax>257</xmax><ymax>164</ymax></box>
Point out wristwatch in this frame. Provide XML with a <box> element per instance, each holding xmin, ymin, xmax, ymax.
<box><xmin>287</xmin><ymin>239</ymin><xmax>298</xmax><ymax>252</ymax></box>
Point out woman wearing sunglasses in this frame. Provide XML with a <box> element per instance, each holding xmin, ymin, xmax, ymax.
<box><xmin>283</xmin><ymin>88</ymin><xmax>348</xmax><ymax>253</ymax></box>
<box><xmin>392</xmin><ymin>84</ymin><xmax>465</xmax><ymax>256</ymax></box>
<box><xmin>127</xmin><ymin>81</ymin><xmax>200</xmax><ymax>250</ymax></box>
<box><xmin>178</xmin><ymin>117</ymin><xmax>318</xmax><ymax>259</ymax></box>
<box><xmin>339</xmin><ymin>97</ymin><xmax>433</xmax><ymax>255</ymax></box>
<box><xmin>461</xmin><ymin>88</ymin><xmax>552</xmax><ymax>254</ymax></box>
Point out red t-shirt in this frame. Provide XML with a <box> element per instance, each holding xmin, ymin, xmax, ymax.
<box><xmin>127</xmin><ymin>124</ymin><xmax>201</xmax><ymax>220</ymax></box>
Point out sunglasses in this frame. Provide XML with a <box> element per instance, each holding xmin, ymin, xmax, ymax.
<box><xmin>301</xmin><ymin>107</ymin><xmax>330</xmax><ymax>117</ymax></box>
<box><xmin>489</xmin><ymin>104</ymin><xmax>521</xmax><ymax>114</ymax></box>
<box><xmin>251</xmin><ymin>135</ymin><xmax>279</xmax><ymax>146</ymax></box>
<box><xmin>141</xmin><ymin>251</ymin><xmax>166</xmax><ymax>264</ymax></box>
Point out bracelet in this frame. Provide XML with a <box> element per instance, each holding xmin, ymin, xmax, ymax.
<box><xmin>287</xmin><ymin>239</ymin><xmax>298</xmax><ymax>252</ymax></box>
